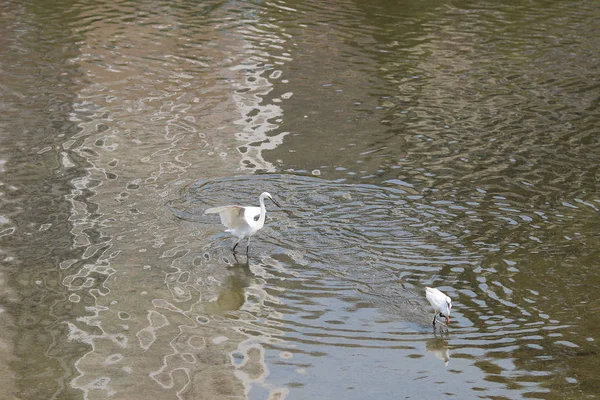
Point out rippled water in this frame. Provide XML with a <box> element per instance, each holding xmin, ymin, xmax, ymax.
<box><xmin>0</xmin><ymin>0</ymin><xmax>599</xmax><ymax>399</ymax></box>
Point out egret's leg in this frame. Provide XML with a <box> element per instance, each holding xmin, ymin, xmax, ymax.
<box><xmin>432</xmin><ymin>315</ymin><xmax>437</xmax><ymax>327</ymax></box>
<box><xmin>246</xmin><ymin>236</ymin><xmax>251</xmax><ymax>255</ymax></box>
<box><xmin>233</xmin><ymin>238</ymin><xmax>243</xmax><ymax>253</ymax></box>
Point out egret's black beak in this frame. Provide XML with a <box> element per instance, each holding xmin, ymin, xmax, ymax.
<box><xmin>270</xmin><ymin>197</ymin><xmax>282</xmax><ymax>208</ymax></box>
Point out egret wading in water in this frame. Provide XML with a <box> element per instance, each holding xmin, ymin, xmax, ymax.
<box><xmin>204</xmin><ymin>192</ymin><xmax>281</xmax><ymax>254</ymax></box>
<box><xmin>426</xmin><ymin>287</ymin><xmax>452</xmax><ymax>327</ymax></box>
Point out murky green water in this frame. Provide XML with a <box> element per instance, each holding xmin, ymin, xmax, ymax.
<box><xmin>0</xmin><ymin>0</ymin><xmax>599</xmax><ymax>399</ymax></box>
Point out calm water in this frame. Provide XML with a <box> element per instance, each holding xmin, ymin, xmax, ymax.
<box><xmin>0</xmin><ymin>0</ymin><xmax>599</xmax><ymax>399</ymax></box>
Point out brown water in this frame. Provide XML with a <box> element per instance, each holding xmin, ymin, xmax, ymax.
<box><xmin>0</xmin><ymin>0</ymin><xmax>599</xmax><ymax>399</ymax></box>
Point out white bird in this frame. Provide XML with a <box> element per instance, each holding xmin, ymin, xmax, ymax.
<box><xmin>426</xmin><ymin>287</ymin><xmax>452</xmax><ymax>327</ymax></box>
<box><xmin>204</xmin><ymin>192</ymin><xmax>281</xmax><ymax>254</ymax></box>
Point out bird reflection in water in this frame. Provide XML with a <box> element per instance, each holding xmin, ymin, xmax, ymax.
<box><xmin>213</xmin><ymin>256</ymin><xmax>255</xmax><ymax>312</ymax></box>
<box><xmin>426</xmin><ymin>338</ymin><xmax>450</xmax><ymax>366</ymax></box>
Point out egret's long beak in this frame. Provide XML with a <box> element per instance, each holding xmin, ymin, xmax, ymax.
<box><xmin>270</xmin><ymin>197</ymin><xmax>282</xmax><ymax>208</ymax></box>
<box><xmin>445</xmin><ymin>316</ymin><xmax>450</xmax><ymax>325</ymax></box>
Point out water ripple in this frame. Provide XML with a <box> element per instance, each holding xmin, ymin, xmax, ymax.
<box><xmin>166</xmin><ymin>170</ymin><xmax>600</xmax><ymax>397</ymax></box>
<box><xmin>1</xmin><ymin>0</ymin><xmax>599</xmax><ymax>398</ymax></box>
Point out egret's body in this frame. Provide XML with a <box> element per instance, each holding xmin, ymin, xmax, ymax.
<box><xmin>425</xmin><ymin>287</ymin><xmax>452</xmax><ymax>327</ymax></box>
<box><xmin>204</xmin><ymin>192</ymin><xmax>280</xmax><ymax>254</ymax></box>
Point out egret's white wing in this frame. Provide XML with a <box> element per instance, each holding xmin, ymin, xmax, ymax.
<box><xmin>425</xmin><ymin>287</ymin><xmax>438</xmax><ymax>304</ymax></box>
<box><xmin>426</xmin><ymin>287</ymin><xmax>443</xmax><ymax>310</ymax></box>
<box><xmin>205</xmin><ymin>205</ymin><xmax>249</xmax><ymax>230</ymax></box>
<box><xmin>425</xmin><ymin>287</ymin><xmax>451</xmax><ymax>315</ymax></box>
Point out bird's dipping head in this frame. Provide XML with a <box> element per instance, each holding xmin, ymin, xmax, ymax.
<box><xmin>438</xmin><ymin>312</ymin><xmax>450</xmax><ymax>325</ymax></box>
<box><xmin>445</xmin><ymin>298</ymin><xmax>452</xmax><ymax>324</ymax></box>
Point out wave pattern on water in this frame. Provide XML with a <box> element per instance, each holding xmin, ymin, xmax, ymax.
<box><xmin>169</xmin><ymin>172</ymin><xmax>599</xmax><ymax>398</ymax></box>
<box><xmin>1</xmin><ymin>0</ymin><xmax>599</xmax><ymax>399</ymax></box>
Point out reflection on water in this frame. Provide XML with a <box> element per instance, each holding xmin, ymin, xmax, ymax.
<box><xmin>426</xmin><ymin>338</ymin><xmax>450</xmax><ymax>366</ymax></box>
<box><xmin>0</xmin><ymin>0</ymin><xmax>599</xmax><ymax>399</ymax></box>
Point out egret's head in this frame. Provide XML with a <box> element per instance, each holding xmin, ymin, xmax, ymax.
<box><xmin>445</xmin><ymin>298</ymin><xmax>452</xmax><ymax>324</ymax></box>
<box><xmin>261</xmin><ymin>192</ymin><xmax>281</xmax><ymax>207</ymax></box>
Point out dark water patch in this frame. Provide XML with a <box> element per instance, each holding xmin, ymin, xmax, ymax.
<box><xmin>253</xmin><ymin>0</ymin><xmax>600</xmax><ymax>397</ymax></box>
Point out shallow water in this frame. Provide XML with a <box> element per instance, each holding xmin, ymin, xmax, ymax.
<box><xmin>0</xmin><ymin>0</ymin><xmax>599</xmax><ymax>399</ymax></box>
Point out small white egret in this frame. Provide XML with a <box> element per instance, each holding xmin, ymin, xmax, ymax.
<box><xmin>425</xmin><ymin>287</ymin><xmax>452</xmax><ymax>327</ymax></box>
<box><xmin>204</xmin><ymin>192</ymin><xmax>281</xmax><ymax>254</ymax></box>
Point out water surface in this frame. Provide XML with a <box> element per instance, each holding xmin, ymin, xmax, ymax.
<box><xmin>0</xmin><ymin>0</ymin><xmax>598</xmax><ymax>399</ymax></box>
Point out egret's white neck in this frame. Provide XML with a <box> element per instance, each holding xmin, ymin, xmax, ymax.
<box><xmin>257</xmin><ymin>193</ymin><xmax>269</xmax><ymax>227</ymax></box>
